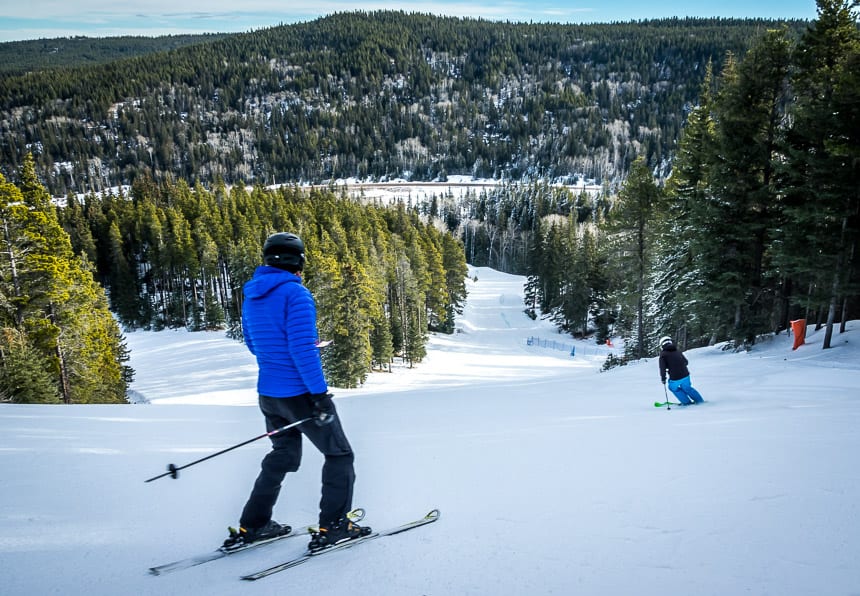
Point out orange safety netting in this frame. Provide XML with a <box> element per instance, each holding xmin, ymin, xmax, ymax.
<box><xmin>790</xmin><ymin>319</ymin><xmax>806</xmax><ymax>350</ymax></box>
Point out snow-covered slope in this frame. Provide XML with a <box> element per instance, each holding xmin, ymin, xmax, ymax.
<box><xmin>1</xmin><ymin>267</ymin><xmax>858</xmax><ymax>595</ymax></box>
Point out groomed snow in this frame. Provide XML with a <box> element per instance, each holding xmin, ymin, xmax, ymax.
<box><xmin>1</xmin><ymin>266</ymin><xmax>858</xmax><ymax>595</ymax></box>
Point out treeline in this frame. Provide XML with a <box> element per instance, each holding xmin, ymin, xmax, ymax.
<box><xmin>0</xmin><ymin>12</ymin><xmax>807</xmax><ymax>195</ymax></box>
<box><xmin>462</xmin><ymin>0</ymin><xmax>859</xmax><ymax>355</ymax></box>
<box><xmin>0</xmin><ymin>34</ymin><xmax>226</xmax><ymax>76</ymax></box>
<box><xmin>0</xmin><ymin>155</ymin><xmax>130</xmax><ymax>403</ymax></box>
<box><xmin>57</xmin><ymin>177</ymin><xmax>468</xmax><ymax>388</ymax></box>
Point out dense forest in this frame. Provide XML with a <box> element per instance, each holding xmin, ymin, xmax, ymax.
<box><xmin>56</xmin><ymin>175</ymin><xmax>469</xmax><ymax>390</ymax></box>
<box><xmin>0</xmin><ymin>12</ymin><xmax>808</xmax><ymax>195</ymax></box>
<box><xmin>462</xmin><ymin>0</ymin><xmax>858</xmax><ymax>357</ymax></box>
<box><xmin>0</xmin><ymin>158</ymin><xmax>468</xmax><ymax>400</ymax></box>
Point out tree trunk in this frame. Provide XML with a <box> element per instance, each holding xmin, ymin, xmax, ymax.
<box><xmin>2</xmin><ymin>220</ymin><xmax>25</xmax><ymax>326</ymax></box>
<box><xmin>824</xmin><ymin>215</ymin><xmax>850</xmax><ymax>348</ymax></box>
<box><xmin>50</xmin><ymin>304</ymin><xmax>72</xmax><ymax>404</ymax></box>
<box><xmin>823</xmin><ymin>285</ymin><xmax>837</xmax><ymax>349</ymax></box>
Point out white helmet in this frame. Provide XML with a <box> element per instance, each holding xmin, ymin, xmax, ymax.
<box><xmin>659</xmin><ymin>336</ymin><xmax>673</xmax><ymax>348</ymax></box>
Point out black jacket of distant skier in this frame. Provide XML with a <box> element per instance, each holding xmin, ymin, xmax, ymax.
<box><xmin>659</xmin><ymin>343</ymin><xmax>690</xmax><ymax>383</ymax></box>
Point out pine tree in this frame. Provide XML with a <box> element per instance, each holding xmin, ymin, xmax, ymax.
<box><xmin>583</xmin><ymin>228</ymin><xmax>615</xmax><ymax>344</ymax></box>
<box><xmin>706</xmin><ymin>30</ymin><xmax>792</xmax><ymax>346</ymax></box>
<box><xmin>329</xmin><ymin>259</ymin><xmax>375</xmax><ymax>387</ymax></box>
<box><xmin>420</xmin><ymin>232</ymin><xmax>449</xmax><ymax>332</ymax></box>
<box><xmin>0</xmin><ymin>328</ymin><xmax>61</xmax><ymax>403</ymax></box>
<box><xmin>0</xmin><ymin>156</ymin><xmax>130</xmax><ymax>403</ymax></box>
<box><xmin>606</xmin><ymin>157</ymin><xmax>664</xmax><ymax>358</ymax></box>
<box><xmin>656</xmin><ymin>63</ymin><xmax>717</xmax><ymax>346</ymax></box>
<box><xmin>440</xmin><ymin>232</ymin><xmax>468</xmax><ymax>328</ymax></box>
<box><xmin>310</xmin><ymin>242</ymin><xmax>374</xmax><ymax>388</ymax></box>
<box><xmin>369</xmin><ymin>313</ymin><xmax>394</xmax><ymax>371</ymax></box>
<box><xmin>105</xmin><ymin>220</ymin><xmax>140</xmax><ymax>326</ymax></box>
<box><xmin>779</xmin><ymin>0</ymin><xmax>860</xmax><ymax>348</ymax></box>
<box><xmin>523</xmin><ymin>218</ymin><xmax>546</xmax><ymax>319</ymax></box>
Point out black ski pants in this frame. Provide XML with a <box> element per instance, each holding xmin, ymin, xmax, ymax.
<box><xmin>239</xmin><ymin>393</ymin><xmax>355</xmax><ymax>529</ymax></box>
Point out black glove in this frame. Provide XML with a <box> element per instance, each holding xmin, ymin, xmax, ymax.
<box><xmin>310</xmin><ymin>392</ymin><xmax>336</xmax><ymax>426</ymax></box>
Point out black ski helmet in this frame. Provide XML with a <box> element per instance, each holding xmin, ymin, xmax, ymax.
<box><xmin>263</xmin><ymin>232</ymin><xmax>305</xmax><ymax>271</ymax></box>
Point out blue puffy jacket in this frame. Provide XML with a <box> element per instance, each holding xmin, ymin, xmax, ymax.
<box><xmin>242</xmin><ymin>266</ymin><xmax>328</xmax><ymax>397</ymax></box>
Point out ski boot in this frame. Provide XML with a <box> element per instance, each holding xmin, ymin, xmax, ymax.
<box><xmin>222</xmin><ymin>519</ymin><xmax>291</xmax><ymax>552</ymax></box>
<box><xmin>308</xmin><ymin>517</ymin><xmax>372</xmax><ymax>552</ymax></box>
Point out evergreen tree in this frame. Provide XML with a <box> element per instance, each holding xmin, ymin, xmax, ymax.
<box><xmin>370</xmin><ymin>313</ymin><xmax>395</xmax><ymax>371</ymax></box>
<box><xmin>440</xmin><ymin>233</ymin><xmax>469</xmax><ymax>332</ymax></box>
<box><xmin>329</xmin><ymin>259</ymin><xmax>375</xmax><ymax>387</ymax></box>
<box><xmin>706</xmin><ymin>30</ymin><xmax>792</xmax><ymax>346</ymax></box>
<box><xmin>606</xmin><ymin>157</ymin><xmax>664</xmax><ymax>359</ymax></box>
<box><xmin>421</xmin><ymin>232</ymin><xmax>449</xmax><ymax>332</ymax></box>
<box><xmin>306</xmin><ymin>225</ymin><xmax>376</xmax><ymax>388</ymax></box>
<box><xmin>657</xmin><ymin>64</ymin><xmax>717</xmax><ymax>345</ymax></box>
<box><xmin>0</xmin><ymin>328</ymin><xmax>61</xmax><ymax>403</ymax></box>
<box><xmin>779</xmin><ymin>0</ymin><xmax>860</xmax><ymax>348</ymax></box>
<box><xmin>0</xmin><ymin>156</ymin><xmax>130</xmax><ymax>403</ymax></box>
<box><xmin>583</xmin><ymin>227</ymin><xmax>615</xmax><ymax>344</ymax></box>
<box><xmin>105</xmin><ymin>220</ymin><xmax>140</xmax><ymax>326</ymax></box>
<box><xmin>523</xmin><ymin>218</ymin><xmax>546</xmax><ymax>319</ymax></box>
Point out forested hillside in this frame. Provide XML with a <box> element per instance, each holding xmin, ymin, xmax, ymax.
<box><xmin>464</xmin><ymin>0</ymin><xmax>858</xmax><ymax>356</ymax></box>
<box><xmin>0</xmin><ymin>12</ymin><xmax>807</xmax><ymax>195</ymax></box>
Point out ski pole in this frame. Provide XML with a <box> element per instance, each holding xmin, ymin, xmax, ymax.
<box><xmin>663</xmin><ymin>383</ymin><xmax>671</xmax><ymax>410</ymax></box>
<box><xmin>145</xmin><ymin>417</ymin><xmax>313</xmax><ymax>483</ymax></box>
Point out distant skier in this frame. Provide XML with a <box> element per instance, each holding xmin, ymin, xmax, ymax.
<box><xmin>658</xmin><ymin>336</ymin><xmax>705</xmax><ymax>406</ymax></box>
<box><xmin>223</xmin><ymin>232</ymin><xmax>370</xmax><ymax>553</ymax></box>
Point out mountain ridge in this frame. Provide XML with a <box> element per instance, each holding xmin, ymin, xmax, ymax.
<box><xmin>0</xmin><ymin>12</ymin><xmax>809</xmax><ymax>194</ymax></box>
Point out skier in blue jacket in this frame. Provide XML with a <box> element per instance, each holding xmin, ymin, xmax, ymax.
<box><xmin>658</xmin><ymin>335</ymin><xmax>705</xmax><ymax>406</ymax></box>
<box><xmin>223</xmin><ymin>232</ymin><xmax>370</xmax><ymax>552</ymax></box>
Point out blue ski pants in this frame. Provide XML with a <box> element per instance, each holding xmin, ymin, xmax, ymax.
<box><xmin>668</xmin><ymin>376</ymin><xmax>704</xmax><ymax>405</ymax></box>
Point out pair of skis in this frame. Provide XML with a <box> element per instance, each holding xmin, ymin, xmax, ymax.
<box><xmin>654</xmin><ymin>400</ymin><xmax>707</xmax><ymax>408</ymax></box>
<box><xmin>242</xmin><ymin>508</ymin><xmax>440</xmax><ymax>580</ymax></box>
<box><xmin>148</xmin><ymin>508</ymin><xmax>440</xmax><ymax>580</ymax></box>
<box><xmin>149</xmin><ymin>508</ymin><xmax>367</xmax><ymax>575</ymax></box>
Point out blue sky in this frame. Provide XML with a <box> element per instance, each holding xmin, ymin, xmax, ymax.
<box><xmin>1</xmin><ymin>1</ymin><xmax>820</xmax><ymax>43</ymax></box>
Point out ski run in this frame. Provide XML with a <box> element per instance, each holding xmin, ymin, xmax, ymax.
<box><xmin>1</xmin><ymin>266</ymin><xmax>859</xmax><ymax>595</ymax></box>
